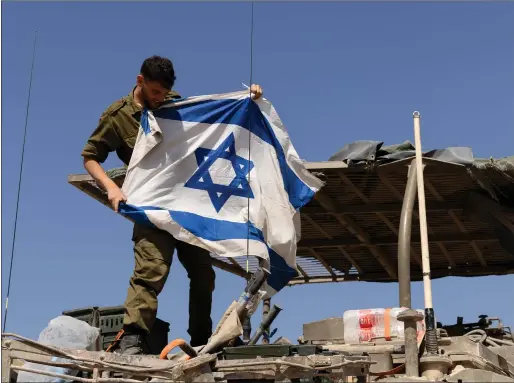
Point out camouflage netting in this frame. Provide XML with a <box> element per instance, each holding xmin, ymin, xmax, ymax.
<box><xmin>469</xmin><ymin>156</ymin><xmax>514</xmax><ymax>206</ymax></box>
<box><xmin>328</xmin><ymin>140</ymin><xmax>514</xmax><ymax>206</ymax></box>
<box><xmin>70</xmin><ymin>140</ymin><xmax>514</xmax><ymax>283</ymax></box>
<box><xmin>105</xmin><ymin>166</ymin><xmax>128</xmax><ymax>181</ymax></box>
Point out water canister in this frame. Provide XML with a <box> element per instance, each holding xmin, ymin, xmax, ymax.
<box><xmin>343</xmin><ymin>308</ymin><xmax>425</xmax><ymax>344</ymax></box>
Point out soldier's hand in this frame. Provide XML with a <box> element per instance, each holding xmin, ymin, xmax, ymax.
<box><xmin>106</xmin><ymin>185</ymin><xmax>127</xmax><ymax>213</ymax></box>
<box><xmin>250</xmin><ymin>84</ymin><xmax>263</xmax><ymax>100</ymax></box>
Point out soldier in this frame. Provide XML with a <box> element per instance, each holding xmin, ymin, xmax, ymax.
<box><xmin>82</xmin><ymin>55</ymin><xmax>263</xmax><ymax>355</ymax></box>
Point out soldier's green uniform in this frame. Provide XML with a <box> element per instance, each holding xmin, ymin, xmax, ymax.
<box><xmin>82</xmin><ymin>87</ymin><xmax>216</xmax><ymax>347</ymax></box>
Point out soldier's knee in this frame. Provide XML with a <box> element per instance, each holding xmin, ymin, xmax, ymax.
<box><xmin>190</xmin><ymin>265</ymin><xmax>215</xmax><ymax>293</ymax></box>
<box><xmin>132</xmin><ymin>257</ymin><xmax>170</xmax><ymax>294</ymax></box>
<box><xmin>204</xmin><ymin>267</ymin><xmax>216</xmax><ymax>292</ymax></box>
<box><xmin>178</xmin><ymin>244</ymin><xmax>215</xmax><ymax>289</ymax></box>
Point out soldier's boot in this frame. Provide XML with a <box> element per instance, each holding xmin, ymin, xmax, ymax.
<box><xmin>119</xmin><ymin>331</ymin><xmax>149</xmax><ymax>355</ymax></box>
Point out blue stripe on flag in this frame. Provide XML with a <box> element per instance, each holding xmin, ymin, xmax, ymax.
<box><xmin>249</xmin><ymin>101</ymin><xmax>315</xmax><ymax>211</ymax></box>
<box><xmin>169</xmin><ymin>210</ymin><xmax>261</xmax><ymax>242</ymax></box>
<box><xmin>118</xmin><ymin>203</ymin><xmax>297</xmax><ymax>292</ymax></box>
<box><xmin>141</xmin><ymin>109</ymin><xmax>151</xmax><ymax>135</ymax></box>
<box><xmin>267</xmin><ymin>248</ymin><xmax>298</xmax><ymax>292</ymax></box>
<box><xmin>170</xmin><ymin>211</ymin><xmax>298</xmax><ymax>292</ymax></box>
<box><xmin>118</xmin><ymin>202</ymin><xmax>160</xmax><ymax>228</ymax></box>
<box><xmin>153</xmin><ymin>98</ymin><xmax>315</xmax><ymax>210</ymax></box>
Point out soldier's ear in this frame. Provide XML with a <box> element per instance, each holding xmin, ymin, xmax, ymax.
<box><xmin>136</xmin><ymin>74</ymin><xmax>144</xmax><ymax>86</ymax></box>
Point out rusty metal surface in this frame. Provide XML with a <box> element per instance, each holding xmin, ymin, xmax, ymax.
<box><xmin>2</xmin><ymin>336</ymin><xmax>216</xmax><ymax>383</ymax></box>
<box><xmin>392</xmin><ymin>335</ymin><xmax>514</xmax><ymax>378</ymax></box>
<box><xmin>213</xmin><ymin>353</ymin><xmax>371</xmax><ymax>381</ymax></box>
<box><xmin>68</xmin><ymin>156</ymin><xmax>514</xmax><ymax>285</ymax></box>
<box><xmin>2</xmin><ymin>335</ymin><xmax>372</xmax><ymax>383</ymax></box>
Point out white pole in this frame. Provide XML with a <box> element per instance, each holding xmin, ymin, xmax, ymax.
<box><xmin>413</xmin><ymin>111</ymin><xmax>433</xmax><ymax>309</ymax></box>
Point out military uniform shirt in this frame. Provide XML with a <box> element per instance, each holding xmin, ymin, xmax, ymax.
<box><xmin>82</xmin><ymin>87</ymin><xmax>181</xmax><ymax>166</ymax></box>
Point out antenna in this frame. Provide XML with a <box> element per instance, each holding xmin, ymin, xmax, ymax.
<box><xmin>246</xmin><ymin>1</ymin><xmax>255</xmax><ymax>274</ymax></box>
<box><xmin>3</xmin><ymin>31</ymin><xmax>38</xmax><ymax>333</ymax></box>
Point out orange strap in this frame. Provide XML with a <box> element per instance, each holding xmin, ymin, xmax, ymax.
<box><xmin>384</xmin><ymin>308</ymin><xmax>391</xmax><ymax>341</ymax></box>
<box><xmin>159</xmin><ymin>338</ymin><xmax>196</xmax><ymax>360</ymax></box>
<box><xmin>105</xmin><ymin>329</ymin><xmax>125</xmax><ymax>353</ymax></box>
<box><xmin>370</xmin><ymin>363</ymin><xmax>405</xmax><ymax>377</ymax></box>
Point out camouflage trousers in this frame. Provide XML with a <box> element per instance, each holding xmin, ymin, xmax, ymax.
<box><xmin>123</xmin><ymin>223</ymin><xmax>216</xmax><ymax>347</ymax></box>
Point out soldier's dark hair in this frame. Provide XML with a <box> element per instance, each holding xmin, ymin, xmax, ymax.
<box><xmin>140</xmin><ymin>55</ymin><xmax>176</xmax><ymax>89</ymax></box>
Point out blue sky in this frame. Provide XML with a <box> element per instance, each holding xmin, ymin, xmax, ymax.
<box><xmin>2</xmin><ymin>2</ymin><xmax>514</xmax><ymax>344</ymax></box>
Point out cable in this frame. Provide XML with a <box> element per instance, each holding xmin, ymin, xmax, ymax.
<box><xmin>3</xmin><ymin>31</ymin><xmax>38</xmax><ymax>333</ymax></box>
<box><xmin>245</xmin><ymin>1</ymin><xmax>255</xmax><ymax>274</ymax></box>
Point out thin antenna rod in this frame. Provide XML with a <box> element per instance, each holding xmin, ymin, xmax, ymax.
<box><xmin>249</xmin><ymin>2</ymin><xmax>254</xmax><ymax>88</ymax></box>
<box><xmin>246</xmin><ymin>1</ymin><xmax>255</xmax><ymax>274</ymax></box>
<box><xmin>3</xmin><ymin>31</ymin><xmax>38</xmax><ymax>333</ymax></box>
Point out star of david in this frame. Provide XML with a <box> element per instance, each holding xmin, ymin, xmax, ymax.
<box><xmin>185</xmin><ymin>133</ymin><xmax>254</xmax><ymax>212</ymax></box>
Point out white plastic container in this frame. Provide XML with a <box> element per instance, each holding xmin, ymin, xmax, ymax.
<box><xmin>16</xmin><ymin>316</ymin><xmax>100</xmax><ymax>382</ymax></box>
<box><xmin>343</xmin><ymin>308</ymin><xmax>425</xmax><ymax>344</ymax></box>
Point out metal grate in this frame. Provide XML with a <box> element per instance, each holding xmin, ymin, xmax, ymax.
<box><xmin>68</xmin><ymin>157</ymin><xmax>514</xmax><ymax>286</ymax></box>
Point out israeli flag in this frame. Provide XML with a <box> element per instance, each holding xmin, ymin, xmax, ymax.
<box><xmin>119</xmin><ymin>90</ymin><xmax>324</xmax><ymax>296</ymax></box>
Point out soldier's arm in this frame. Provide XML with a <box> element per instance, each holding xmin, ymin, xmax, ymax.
<box><xmin>83</xmin><ymin>159</ymin><xmax>127</xmax><ymax>212</ymax></box>
<box><xmin>82</xmin><ymin>114</ymin><xmax>127</xmax><ymax>212</ymax></box>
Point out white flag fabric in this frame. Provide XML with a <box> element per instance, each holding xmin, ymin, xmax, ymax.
<box><xmin>119</xmin><ymin>90</ymin><xmax>324</xmax><ymax>296</ymax></box>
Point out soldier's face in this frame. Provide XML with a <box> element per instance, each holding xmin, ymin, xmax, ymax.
<box><xmin>139</xmin><ymin>77</ymin><xmax>170</xmax><ymax>109</ymax></box>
